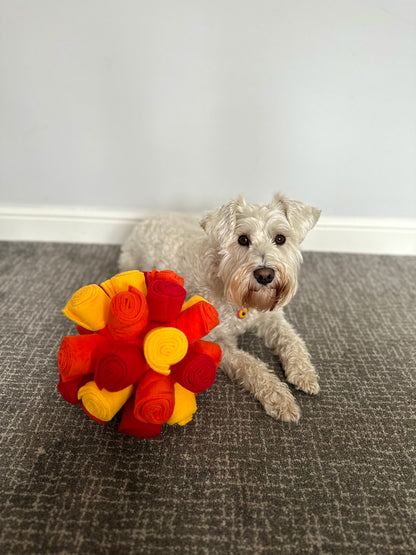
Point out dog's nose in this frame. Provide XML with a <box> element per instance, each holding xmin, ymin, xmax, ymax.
<box><xmin>253</xmin><ymin>267</ymin><xmax>275</xmax><ymax>286</ymax></box>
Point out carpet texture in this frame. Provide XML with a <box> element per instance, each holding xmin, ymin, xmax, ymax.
<box><xmin>0</xmin><ymin>241</ymin><xmax>415</xmax><ymax>554</ymax></box>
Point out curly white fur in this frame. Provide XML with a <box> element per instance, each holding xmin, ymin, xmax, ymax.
<box><xmin>119</xmin><ymin>193</ymin><xmax>321</xmax><ymax>423</ymax></box>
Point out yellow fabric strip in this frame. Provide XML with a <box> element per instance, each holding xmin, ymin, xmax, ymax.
<box><xmin>100</xmin><ymin>270</ymin><xmax>147</xmax><ymax>298</ymax></box>
<box><xmin>181</xmin><ymin>295</ymin><xmax>208</xmax><ymax>311</ymax></box>
<box><xmin>143</xmin><ymin>327</ymin><xmax>188</xmax><ymax>375</ymax></box>
<box><xmin>62</xmin><ymin>284</ymin><xmax>111</xmax><ymax>331</ymax></box>
<box><xmin>166</xmin><ymin>382</ymin><xmax>197</xmax><ymax>426</ymax></box>
<box><xmin>77</xmin><ymin>381</ymin><xmax>134</xmax><ymax>422</ymax></box>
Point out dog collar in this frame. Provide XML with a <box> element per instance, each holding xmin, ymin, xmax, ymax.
<box><xmin>237</xmin><ymin>306</ymin><xmax>248</xmax><ymax>319</ymax></box>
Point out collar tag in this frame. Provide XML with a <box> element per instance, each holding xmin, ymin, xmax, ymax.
<box><xmin>237</xmin><ymin>306</ymin><xmax>248</xmax><ymax>319</ymax></box>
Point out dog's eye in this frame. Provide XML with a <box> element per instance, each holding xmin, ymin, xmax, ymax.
<box><xmin>238</xmin><ymin>235</ymin><xmax>250</xmax><ymax>247</ymax></box>
<box><xmin>274</xmin><ymin>234</ymin><xmax>286</xmax><ymax>246</ymax></box>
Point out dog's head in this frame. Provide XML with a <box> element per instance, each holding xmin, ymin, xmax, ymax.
<box><xmin>200</xmin><ymin>193</ymin><xmax>320</xmax><ymax>311</ymax></box>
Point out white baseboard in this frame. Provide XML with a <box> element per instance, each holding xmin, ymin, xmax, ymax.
<box><xmin>0</xmin><ymin>205</ymin><xmax>415</xmax><ymax>255</ymax></box>
<box><xmin>301</xmin><ymin>216</ymin><xmax>416</xmax><ymax>255</ymax></box>
<box><xmin>0</xmin><ymin>205</ymin><xmax>144</xmax><ymax>246</ymax></box>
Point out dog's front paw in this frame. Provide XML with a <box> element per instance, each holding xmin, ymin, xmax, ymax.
<box><xmin>262</xmin><ymin>386</ymin><xmax>301</xmax><ymax>423</ymax></box>
<box><xmin>286</xmin><ymin>366</ymin><xmax>320</xmax><ymax>395</ymax></box>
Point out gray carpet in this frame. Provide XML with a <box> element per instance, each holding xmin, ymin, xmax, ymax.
<box><xmin>0</xmin><ymin>241</ymin><xmax>415</xmax><ymax>554</ymax></box>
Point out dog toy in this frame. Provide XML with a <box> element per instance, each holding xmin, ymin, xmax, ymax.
<box><xmin>57</xmin><ymin>269</ymin><xmax>221</xmax><ymax>438</ymax></box>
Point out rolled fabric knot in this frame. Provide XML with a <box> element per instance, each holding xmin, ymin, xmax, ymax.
<box><xmin>175</xmin><ymin>300</ymin><xmax>220</xmax><ymax>344</ymax></box>
<box><xmin>170</xmin><ymin>348</ymin><xmax>217</xmax><ymax>393</ymax></box>
<box><xmin>143</xmin><ymin>327</ymin><xmax>188</xmax><ymax>375</ymax></box>
<box><xmin>63</xmin><ymin>284</ymin><xmax>111</xmax><ymax>331</ymax></box>
<box><xmin>146</xmin><ymin>279</ymin><xmax>187</xmax><ymax>323</ymax></box>
<box><xmin>77</xmin><ymin>381</ymin><xmax>134</xmax><ymax>422</ymax></box>
<box><xmin>107</xmin><ymin>286</ymin><xmax>149</xmax><ymax>341</ymax></box>
<box><xmin>101</xmin><ymin>270</ymin><xmax>147</xmax><ymax>298</ymax></box>
<box><xmin>133</xmin><ymin>370</ymin><xmax>175</xmax><ymax>424</ymax></box>
<box><xmin>193</xmin><ymin>340</ymin><xmax>222</xmax><ymax>368</ymax></box>
<box><xmin>119</xmin><ymin>397</ymin><xmax>162</xmax><ymax>438</ymax></box>
<box><xmin>58</xmin><ymin>334</ymin><xmax>109</xmax><ymax>382</ymax></box>
<box><xmin>94</xmin><ymin>343</ymin><xmax>147</xmax><ymax>391</ymax></box>
<box><xmin>144</xmin><ymin>269</ymin><xmax>184</xmax><ymax>288</ymax></box>
<box><xmin>166</xmin><ymin>383</ymin><xmax>197</xmax><ymax>426</ymax></box>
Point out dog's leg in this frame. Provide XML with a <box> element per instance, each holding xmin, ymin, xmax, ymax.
<box><xmin>220</xmin><ymin>340</ymin><xmax>301</xmax><ymax>422</ymax></box>
<box><xmin>256</xmin><ymin>311</ymin><xmax>320</xmax><ymax>395</ymax></box>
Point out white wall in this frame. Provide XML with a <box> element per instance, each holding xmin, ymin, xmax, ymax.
<box><xmin>0</xmin><ymin>0</ymin><xmax>415</xmax><ymax>219</ymax></box>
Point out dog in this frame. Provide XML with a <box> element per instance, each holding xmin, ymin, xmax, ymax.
<box><xmin>119</xmin><ymin>193</ymin><xmax>321</xmax><ymax>422</ymax></box>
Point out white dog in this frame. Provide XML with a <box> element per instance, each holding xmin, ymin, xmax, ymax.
<box><xmin>119</xmin><ymin>193</ymin><xmax>320</xmax><ymax>422</ymax></box>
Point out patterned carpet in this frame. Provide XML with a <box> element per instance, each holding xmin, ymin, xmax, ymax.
<box><xmin>0</xmin><ymin>241</ymin><xmax>415</xmax><ymax>554</ymax></box>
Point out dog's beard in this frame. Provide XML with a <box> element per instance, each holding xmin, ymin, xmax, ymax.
<box><xmin>243</xmin><ymin>287</ymin><xmax>279</xmax><ymax>311</ymax></box>
<box><xmin>225</xmin><ymin>266</ymin><xmax>297</xmax><ymax>312</ymax></box>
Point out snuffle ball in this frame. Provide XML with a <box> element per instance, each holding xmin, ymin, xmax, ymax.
<box><xmin>57</xmin><ymin>269</ymin><xmax>221</xmax><ymax>438</ymax></box>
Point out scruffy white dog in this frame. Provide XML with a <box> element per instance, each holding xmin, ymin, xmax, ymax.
<box><xmin>119</xmin><ymin>193</ymin><xmax>320</xmax><ymax>422</ymax></box>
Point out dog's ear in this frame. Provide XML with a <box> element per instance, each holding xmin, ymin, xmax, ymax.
<box><xmin>200</xmin><ymin>197</ymin><xmax>246</xmax><ymax>244</ymax></box>
<box><xmin>271</xmin><ymin>193</ymin><xmax>321</xmax><ymax>244</ymax></box>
